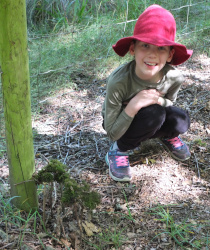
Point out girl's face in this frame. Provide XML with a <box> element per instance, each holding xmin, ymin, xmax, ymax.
<box><xmin>129</xmin><ymin>41</ymin><xmax>175</xmax><ymax>83</ymax></box>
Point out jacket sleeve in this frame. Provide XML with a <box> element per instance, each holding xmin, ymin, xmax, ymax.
<box><xmin>103</xmin><ymin>81</ymin><xmax>133</xmax><ymax>141</ymax></box>
<box><xmin>158</xmin><ymin>71</ymin><xmax>184</xmax><ymax>107</ymax></box>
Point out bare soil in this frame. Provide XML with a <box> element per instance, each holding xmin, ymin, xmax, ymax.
<box><xmin>0</xmin><ymin>54</ymin><xmax>209</xmax><ymax>249</ymax></box>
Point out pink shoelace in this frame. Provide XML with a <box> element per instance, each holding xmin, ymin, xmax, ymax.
<box><xmin>115</xmin><ymin>155</ymin><xmax>129</xmax><ymax>167</ymax></box>
<box><xmin>167</xmin><ymin>137</ymin><xmax>184</xmax><ymax>148</ymax></box>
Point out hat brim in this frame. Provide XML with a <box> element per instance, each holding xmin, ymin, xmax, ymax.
<box><xmin>112</xmin><ymin>36</ymin><xmax>193</xmax><ymax>66</ymax></box>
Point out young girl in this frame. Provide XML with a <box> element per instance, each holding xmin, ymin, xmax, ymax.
<box><xmin>102</xmin><ymin>5</ymin><xmax>193</xmax><ymax>182</ymax></box>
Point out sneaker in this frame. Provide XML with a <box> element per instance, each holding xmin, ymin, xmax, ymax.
<box><xmin>105</xmin><ymin>147</ymin><xmax>131</xmax><ymax>182</ymax></box>
<box><xmin>159</xmin><ymin>136</ymin><xmax>191</xmax><ymax>161</ymax></box>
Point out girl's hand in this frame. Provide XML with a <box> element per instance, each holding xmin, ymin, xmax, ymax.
<box><xmin>124</xmin><ymin>89</ymin><xmax>161</xmax><ymax>117</ymax></box>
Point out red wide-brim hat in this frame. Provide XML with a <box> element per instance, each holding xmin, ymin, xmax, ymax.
<box><xmin>112</xmin><ymin>5</ymin><xmax>193</xmax><ymax>66</ymax></box>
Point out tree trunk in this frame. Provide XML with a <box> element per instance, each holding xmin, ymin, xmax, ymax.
<box><xmin>0</xmin><ymin>0</ymin><xmax>38</xmax><ymax>211</ymax></box>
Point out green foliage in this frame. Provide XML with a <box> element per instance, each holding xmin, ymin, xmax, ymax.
<box><xmin>73</xmin><ymin>0</ymin><xmax>88</xmax><ymax>23</ymax></box>
<box><xmin>0</xmin><ymin>195</ymin><xmax>23</xmax><ymax>228</ymax></box>
<box><xmin>193</xmin><ymin>138</ymin><xmax>207</xmax><ymax>147</ymax></box>
<box><xmin>27</xmin><ymin>0</ymin><xmax>90</xmax><ymax>29</ymax></box>
<box><xmin>33</xmin><ymin>159</ymin><xmax>100</xmax><ymax>210</ymax></box>
<box><xmin>34</xmin><ymin>159</ymin><xmax>68</xmax><ymax>184</ymax></box>
<box><xmin>88</xmin><ymin>221</ymin><xmax>127</xmax><ymax>250</ymax></box>
<box><xmin>149</xmin><ymin>205</ymin><xmax>210</xmax><ymax>249</ymax></box>
<box><xmin>27</xmin><ymin>0</ymin><xmax>210</xmax><ymax>38</ymax></box>
<box><xmin>0</xmin><ymin>193</ymin><xmax>46</xmax><ymax>248</ymax></box>
<box><xmin>122</xmin><ymin>189</ymin><xmax>135</xmax><ymax>222</ymax></box>
<box><xmin>26</xmin><ymin>0</ymin><xmax>209</xmax><ymax>108</ymax></box>
<box><xmin>96</xmin><ymin>225</ymin><xmax>127</xmax><ymax>249</ymax></box>
<box><xmin>62</xmin><ymin>179</ymin><xmax>100</xmax><ymax>209</ymax></box>
<box><xmin>154</xmin><ymin>207</ymin><xmax>193</xmax><ymax>246</ymax></box>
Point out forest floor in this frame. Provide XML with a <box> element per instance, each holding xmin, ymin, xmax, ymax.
<box><xmin>0</xmin><ymin>54</ymin><xmax>209</xmax><ymax>249</ymax></box>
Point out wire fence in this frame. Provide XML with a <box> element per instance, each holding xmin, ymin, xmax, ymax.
<box><xmin>29</xmin><ymin>1</ymin><xmax>209</xmax><ymax>74</ymax></box>
<box><xmin>0</xmin><ymin>1</ymin><xmax>210</xmax><ymax>153</ymax></box>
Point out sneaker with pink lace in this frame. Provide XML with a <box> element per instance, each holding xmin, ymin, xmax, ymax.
<box><xmin>159</xmin><ymin>136</ymin><xmax>191</xmax><ymax>161</ymax></box>
<box><xmin>105</xmin><ymin>146</ymin><xmax>131</xmax><ymax>182</ymax></box>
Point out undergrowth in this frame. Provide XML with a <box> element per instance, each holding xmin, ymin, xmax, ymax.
<box><xmin>149</xmin><ymin>204</ymin><xmax>210</xmax><ymax>249</ymax></box>
<box><xmin>0</xmin><ymin>159</ymin><xmax>101</xmax><ymax>249</ymax></box>
<box><xmin>0</xmin><ymin>192</ymin><xmax>74</xmax><ymax>249</ymax></box>
<box><xmin>33</xmin><ymin>159</ymin><xmax>100</xmax><ymax>210</ymax></box>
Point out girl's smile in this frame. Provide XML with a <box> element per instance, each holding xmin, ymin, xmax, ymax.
<box><xmin>129</xmin><ymin>41</ymin><xmax>175</xmax><ymax>83</ymax></box>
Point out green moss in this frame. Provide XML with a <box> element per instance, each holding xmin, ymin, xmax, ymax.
<box><xmin>33</xmin><ymin>159</ymin><xmax>67</xmax><ymax>184</ymax></box>
<box><xmin>62</xmin><ymin>179</ymin><xmax>100</xmax><ymax>209</ymax></box>
<box><xmin>33</xmin><ymin>159</ymin><xmax>100</xmax><ymax>210</ymax></box>
<box><xmin>37</xmin><ymin>172</ymin><xmax>54</xmax><ymax>183</ymax></box>
<box><xmin>81</xmin><ymin>191</ymin><xmax>101</xmax><ymax>209</ymax></box>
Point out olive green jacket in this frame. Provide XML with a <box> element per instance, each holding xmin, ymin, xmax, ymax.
<box><xmin>102</xmin><ymin>60</ymin><xmax>184</xmax><ymax>141</ymax></box>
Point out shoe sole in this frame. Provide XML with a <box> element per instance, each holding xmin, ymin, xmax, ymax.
<box><xmin>105</xmin><ymin>153</ymin><xmax>132</xmax><ymax>182</ymax></box>
<box><xmin>158</xmin><ymin>139</ymin><xmax>191</xmax><ymax>162</ymax></box>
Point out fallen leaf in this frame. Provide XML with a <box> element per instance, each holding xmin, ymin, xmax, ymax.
<box><xmin>189</xmin><ymin>219</ymin><xmax>197</xmax><ymax>225</ymax></box>
<box><xmin>60</xmin><ymin>238</ymin><xmax>71</xmax><ymax>247</ymax></box>
<box><xmin>37</xmin><ymin>233</ymin><xmax>48</xmax><ymax>238</ymax></box>
<box><xmin>127</xmin><ymin>232</ymin><xmax>136</xmax><ymax>238</ymax></box>
<box><xmin>82</xmin><ymin>221</ymin><xmax>101</xmax><ymax>236</ymax></box>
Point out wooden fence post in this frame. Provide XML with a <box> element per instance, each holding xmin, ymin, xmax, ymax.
<box><xmin>0</xmin><ymin>0</ymin><xmax>38</xmax><ymax>211</ymax></box>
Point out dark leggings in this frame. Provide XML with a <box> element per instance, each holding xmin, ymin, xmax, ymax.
<box><xmin>117</xmin><ymin>104</ymin><xmax>190</xmax><ymax>152</ymax></box>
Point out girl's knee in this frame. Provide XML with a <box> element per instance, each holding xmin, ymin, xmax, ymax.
<box><xmin>165</xmin><ymin>106</ymin><xmax>190</xmax><ymax>134</ymax></box>
<box><xmin>136</xmin><ymin>104</ymin><xmax>166</xmax><ymax>129</ymax></box>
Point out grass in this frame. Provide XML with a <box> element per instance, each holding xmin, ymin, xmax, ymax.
<box><xmin>96</xmin><ymin>225</ymin><xmax>127</xmax><ymax>249</ymax></box>
<box><xmin>0</xmin><ymin>179</ymin><xmax>130</xmax><ymax>249</ymax></box>
<box><xmin>87</xmin><ymin>229</ymin><xmax>126</xmax><ymax>250</ymax></box>
<box><xmin>0</xmin><ymin>192</ymin><xmax>48</xmax><ymax>248</ymax></box>
<box><xmin>122</xmin><ymin>189</ymin><xmax>135</xmax><ymax>222</ymax></box>
<box><xmin>193</xmin><ymin>138</ymin><xmax>207</xmax><ymax>147</ymax></box>
<box><xmin>0</xmin><ymin>0</ymin><xmax>208</xmax><ymax>115</ymax></box>
<box><xmin>27</xmin><ymin>0</ymin><xmax>209</xmax><ymax>106</ymax></box>
<box><xmin>0</xmin><ymin>194</ymin><xmax>32</xmax><ymax>244</ymax></box>
<box><xmin>149</xmin><ymin>204</ymin><xmax>210</xmax><ymax>249</ymax></box>
<box><xmin>2</xmin><ymin>190</ymin><xmax>209</xmax><ymax>249</ymax></box>
<box><xmin>0</xmin><ymin>187</ymin><xmax>73</xmax><ymax>249</ymax></box>
<box><xmin>85</xmin><ymin>190</ymin><xmax>134</xmax><ymax>249</ymax></box>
